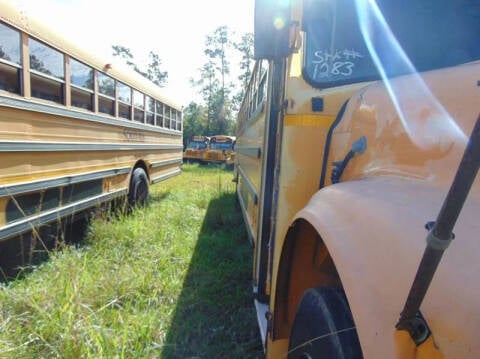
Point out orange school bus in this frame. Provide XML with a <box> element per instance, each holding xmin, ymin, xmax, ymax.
<box><xmin>202</xmin><ymin>135</ymin><xmax>236</xmax><ymax>165</ymax></box>
<box><xmin>183</xmin><ymin>135</ymin><xmax>210</xmax><ymax>163</ymax></box>
<box><xmin>235</xmin><ymin>0</ymin><xmax>480</xmax><ymax>358</ymax></box>
<box><xmin>0</xmin><ymin>1</ymin><xmax>183</xmax><ymax>250</ymax></box>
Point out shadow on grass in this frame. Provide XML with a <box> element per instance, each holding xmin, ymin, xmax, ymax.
<box><xmin>163</xmin><ymin>192</ymin><xmax>263</xmax><ymax>358</ymax></box>
<box><xmin>148</xmin><ymin>191</ymin><xmax>171</xmax><ymax>203</ymax></box>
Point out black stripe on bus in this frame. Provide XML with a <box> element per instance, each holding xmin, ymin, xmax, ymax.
<box><xmin>0</xmin><ymin>167</ymin><xmax>130</xmax><ymax>198</ymax></box>
<box><xmin>150</xmin><ymin>158</ymin><xmax>183</xmax><ymax>168</ymax></box>
<box><xmin>6</xmin><ymin>178</ymin><xmax>104</xmax><ymax>223</ymax></box>
<box><xmin>0</xmin><ymin>189</ymin><xmax>126</xmax><ymax>241</ymax></box>
<box><xmin>0</xmin><ymin>142</ymin><xmax>183</xmax><ymax>152</ymax></box>
<box><xmin>0</xmin><ymin>95</ymin><xmax>181</xmax><ymax>136</ymax></box>
<box><xmin>151</xmin><ymin>169</ymin><xmax>182</xmax><ymax>184</ymax></box>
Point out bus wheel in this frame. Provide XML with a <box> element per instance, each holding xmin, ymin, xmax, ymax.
<box><xmin>288</xmin><ymin>286</ymin><xmax>363</xmax><ymax>359</ymax></box>
<box><xmin>128</xmin><ymin>168</ymin><xmax>149</xmax><ymax>207</ymax></box>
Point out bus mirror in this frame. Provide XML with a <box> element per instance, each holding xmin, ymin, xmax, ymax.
<box><xmin>254</xmin><ymin>0</ymin><xmax>291</xmax><ymax>60</ymax></box>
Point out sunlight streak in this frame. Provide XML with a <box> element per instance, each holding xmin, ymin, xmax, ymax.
<box><xmin>354</xmin><ymin>0</ymin><xmax>467</xmax><ymax>150</ymax></box>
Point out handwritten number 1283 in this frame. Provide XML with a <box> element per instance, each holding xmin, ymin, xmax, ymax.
<box><xmin>313</xmin><ymin>61</ymin><xmax>355</xmax><ymax>78</ymax></box>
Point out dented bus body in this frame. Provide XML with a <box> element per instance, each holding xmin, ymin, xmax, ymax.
<box><xmin>235</xmin><ymin>0</ymin><xmax>480</xmax><ymax>358</ymax></box>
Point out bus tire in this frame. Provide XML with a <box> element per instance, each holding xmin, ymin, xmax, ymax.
<box><xmin>288</xmin><ymin>286</ymin><xmax>363</xmax><ymax>359</ymax></box>
<box><xmin>128</xmin><ymin>168</ymin><xmax>149</xmax><ymax>207</ymax></box>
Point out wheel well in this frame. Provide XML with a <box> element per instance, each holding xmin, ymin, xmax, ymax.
<box><xmin>273</xmin><ymin>218</ymin><xmax>342</xmax><ymax>339</ymax></box>
<box><xmin>131</xmin><ymin>160</ymin><xmax>150</xmax><ymax>182</ymax></box>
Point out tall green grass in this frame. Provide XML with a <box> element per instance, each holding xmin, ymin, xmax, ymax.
<box><xmin>0</xmin><ymin>164</ymin><xmax>262</xmax><ymax>358</ymax></box>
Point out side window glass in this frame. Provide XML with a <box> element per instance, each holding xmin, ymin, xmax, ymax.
<box><xmin>155</xmin><ymin>101</ymin><xmax>164</xmax><ymax>127</ymax></box>
<box><xmin>145</xmin><ymin>96</ymin><xmax>154</xmax><ymax>125</ymax></box>
<box><xmin>177</xmin><ymin>111</ymin><xmax>182</xmax><ymax>131</ymax></box>
<box><xmin>164</xmin><ymin>105</ymin><xmax>171</xmax><ymax>128</ymax></box>
<box><xmin>133</xmin><ymin>90</ymin><xmax>144</xmax><ymax>123</ymax></box>
<box><xmin>98</xmin><ymin>72</ymin><xmax>115</xmax><ymax>116</ymax></box>
<box><xmin>0</xmin><ymin>22</ymin><xmax>21</xmax><ymax>94</ymax></box>
<box><xmin>29</xmin><ymin>37</ymin><xmax>64</xmax><ymax>103</ymax></box>
<box><xmin>29</xmin><ymin>38</ymin><xmax>64</xmax><ymax>79</ymax></box>
<box><xmin>98</xmin><ymin>72</ymin><xmax>115</xmax><ymax>97</ymax></box>
<box><xmin>117</xmin><ymin>82</ymin><xmax>131</xmax><ymax>103</ymax></box>
<box><xmin>70</xmin><ymin>59</ymin><xmax>93</xmax><ymax>90</ymax></box>
<box><xmin>117</xmin><ymin>82</ymin><xmax>131</xmax><ymax>120</ymax></box>
<box><xmin>70</xmin><ymin>58</ymin><xmax>93</xmax><ymax>110</ymax></box>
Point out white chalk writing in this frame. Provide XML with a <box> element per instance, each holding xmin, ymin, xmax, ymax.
<box><xmin>311</xmin><ymin>49</ymin><xmax>363</xmax><ymax>79</ymax></box>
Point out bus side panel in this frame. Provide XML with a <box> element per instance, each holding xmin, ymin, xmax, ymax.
<box><xmin>0</xmin><ymin>105</ymin><xmax>182</xmax><ymax>238</ymax></box>
<box><xmin>236</xmin><ymin>108</ymin><xmax>267</xmax><ymax>291</ymax></box>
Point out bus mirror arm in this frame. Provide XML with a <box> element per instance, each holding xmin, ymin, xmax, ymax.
<box><xmin>331</xmin><ymin>135</ymin><xmax>367</xmax><ymax>184</ymax></box>
<box><xmin>396</xmin><ymin>114</ymin><xmax>480</xmax><ymax>344</ymax></box>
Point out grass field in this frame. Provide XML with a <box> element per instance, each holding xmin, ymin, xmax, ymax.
<box><xmin>0</xmin><ymin>164</ymin><xmax>263</xmax><ymax>358</ymax></box>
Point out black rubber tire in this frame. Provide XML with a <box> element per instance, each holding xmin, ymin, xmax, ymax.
<box><xmin>128</xmin><ymin>168</ymin><xmax>149</xmax><ymax>207</ymax></box>
<box><xmin>288</xmin><ymin>286</ymin><xmax>363</xmax><ymax>359</ymax></box>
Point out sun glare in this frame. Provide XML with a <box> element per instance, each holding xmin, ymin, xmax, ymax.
<box><xmin>354</xmin><ymin>0</ymin><xmax>468</xmax><ymax>150</ymax></box>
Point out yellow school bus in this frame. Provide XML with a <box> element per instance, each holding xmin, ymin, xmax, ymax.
<box><xmin>235</xmin><ymin>0</ymin><xmax>480</xmax><ymax>358</ymax></box>
<box><xmin>0</xmin><ymin>1</ymin><xmax>182</xmax><ymax>248</ymax></box>
<box><xmin>203</xmin><ymin>135</ymin><xmax>236</xmax><ymax>165</ymax></box>
<box><xmin>183</xmin><ymin>135</ymin><xmax>210</xmax><ymax>163</ymax></box>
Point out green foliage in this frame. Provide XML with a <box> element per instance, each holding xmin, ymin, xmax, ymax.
<box><xmin>182</xmin><ymin>102</ymin><xmax>207</xmax><ymax>146</ymax></box>
<box><xmin>0</xmin><ymin>165</ymin><xmax>262</xmax><ymax>358</ymax></box>
<box><xmin>112</xmin><ymin>45</ymin><xmax>168</xmax><ymax>87</ymax></box>
<box><xmin>112</xmin><ymin>45</ymin><xmax>136</xmax><ymax>68</ymax></box>
<box><xmin>146</xmin><ymin>51</ymin><xmax>168</xmax><ymax>87</ymax></box>
<box><xmin>233</xmin><ymin>32</ymin><xmax>254</xmax><ymax>110</ymax></box>
<box><xmin>189</xmin><ymin>27</ymin><xmax>254</xmax><ymax>138</ymax></box>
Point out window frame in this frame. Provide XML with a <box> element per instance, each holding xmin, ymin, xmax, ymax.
<box><xmin>0</xmin><ymin>20</ymin><xmax>183</xmax><ymax>128</ymax></box>
<box><xmin>133</xmin><ymin>89</ymin><xmax>145</xmax><ymax>123</ymax></box>
<box><xmin>70</xmin><ymin>58</ymin><xmax>94</xmax><ymax>111</ymax></box>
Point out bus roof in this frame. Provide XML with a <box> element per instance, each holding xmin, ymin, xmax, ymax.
<box><xmin>0</xmin><ymin>0</ymin><xmax>182</xmax><ymax>111</ymax></box>
<box><xmin>210</xmin><ymin>135</ymin><xmax>236</xmax><ymax>142</ymax></box>
<box><xmin>190</xmin><ymin>136</ymin><xmax>210</xmax><ymax>142</ymax></box>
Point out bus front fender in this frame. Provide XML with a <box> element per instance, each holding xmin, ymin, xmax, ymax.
<box><xmin>276</xmin><ymin>176</ymin><xmax>479</xmax><ymax>358</ymax></box>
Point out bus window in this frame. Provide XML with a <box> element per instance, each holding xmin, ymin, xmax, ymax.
<box><xmin>176</xmin><ymin>111</ymin><xmax>182</xmax><ymax>131</ymax></box>
<box><xmin>0</xmin><ymin>22</ymin><xmax>21</xmax><ymax>94</ymax></box>
<box><xmin>155</xmin><ymin>101</ymin><xmax>163</xmax><ymax>127</ymax></box>
<box><xmin>117</xmin><ymin>82</ymin><xmax>131</xmax><ymax>120</ymax></box>
<box><xmin>145</xmin><ymin>96</ymin><xmax>154</xmax><ymax>125</ymax></box>
<box><xmin>303</xmin><ymin>0</ymin><xmax>480</xmax><ymax>88</ymax></box>
<box><xmin>303</xmin><ymin>0</ymin><xmax>377</xmax><ymax>87</ymax></box>
<box><xmin>133</xmin><ymin>90</ymin><xmax>144</xmax><ymax>123</ymax></box>
<box><xmin>98</xmin><ymin>72</ymin><xmax>115</xmax><ymax>116</ymax></box>
<box><xmin>70</xmin><ymin>58</ymin><xmax>93</xmax><ymax>110</ymax></box>
<box><xmin>171</xmin><ymin>109</ymin><xmax>177</xmax><ymax>130</ymax></box>
<box><xmin>29</xmin><ymin>37</ymin><xmax>64</xmax><ymax>103</ymax></box>
<box><xmin>164</xmin><ymin>105</ymin><xmax>171</xmax><ymax>129</ymax></box>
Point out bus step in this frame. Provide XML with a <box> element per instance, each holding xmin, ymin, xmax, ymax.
<box><xmin>254</xmin><ymin>299</ymin><xmax>269</xmax><ymax>350</ymax></box>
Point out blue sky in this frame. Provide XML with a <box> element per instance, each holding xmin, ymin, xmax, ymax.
<box><xmin>15</xmin><ymin>0</ymin><xmax>254</xmax><ymax>106</ymax></box>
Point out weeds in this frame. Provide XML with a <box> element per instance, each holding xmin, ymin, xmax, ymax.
<box><xmin>0</xmin><ymin>164</ymin><xmax>262</xmax><ymax>358</ymax></box>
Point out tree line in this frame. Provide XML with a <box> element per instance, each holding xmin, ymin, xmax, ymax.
<box><xmin>112</xmin><ymin>26</ymin><xmax>254</xmax><ymax>147</ymax></box>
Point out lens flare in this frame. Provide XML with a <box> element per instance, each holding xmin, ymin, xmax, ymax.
<box><xmin>273</xmin><ymin>16</ymin><xmax>286</xmax><ymax>30</ymax></box>
<box><xmin>354</xmin><ymin>0</ymin><xmax>467</xmax><ymax>150</ymax></box>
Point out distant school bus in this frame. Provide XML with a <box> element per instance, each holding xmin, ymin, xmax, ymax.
<box><xmin>183</xmin><ymin>135</ymin><xmax>210</xmax><ymax>163</ymax></box>
<box><xmin>235</xmin><ymin>0</ymin><xmax>480</xmax><ymax>358</ymax></box>
<box><xmin>203</xmin><ymin>135</ymin><xmax>236</xmax><ymax>165</ymax></box>
<box><xmin>0</xmin><ymin>1</ymin><xmax>183</xmax><ymax>252</ymax></box>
